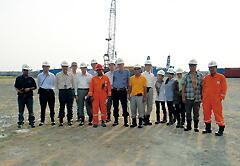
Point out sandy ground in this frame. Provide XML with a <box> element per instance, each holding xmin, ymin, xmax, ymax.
<box><xmin>0</xmin><ymin>78</ymin><xmax>239</xmax><ymax>166</ymax></box>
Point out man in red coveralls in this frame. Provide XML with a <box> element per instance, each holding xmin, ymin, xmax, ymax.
<box><xmin>202</xmin><ymin>61</ymin><xmax>227</xmax><ymax>136</ymax></box>
<box><xmin>89</xmin><ymin>64</ymin><xmax>111</xmax><ymax>128</ymax></box>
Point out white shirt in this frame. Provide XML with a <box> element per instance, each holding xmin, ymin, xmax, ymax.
<box><xmin>142</xmin><ymin>71</ymin><xmax>155</xmax><ymax>88</ymax></box>
<box><xmin>155</xmin><ymin>82</ymin><xmax>166</xmax><ymax>101</ymax></box>
<box><xmin>37</xmin><ymin>72</ymin><xmax>55</xmax><ymax>89</ymax></box>
<box><xmin>75</xmin><ymin>72</ymin><xmax>92</xmax><ymax>95</ymax></box>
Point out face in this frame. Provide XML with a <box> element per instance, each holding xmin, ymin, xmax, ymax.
<box><xmin>118</xmin><ymin>63</ymin><xmax>124</xmax><ymax>70</ymax></box>
<box><xmin>157</xmin><ymin>74</ymin><xmax>164</xmax><ymax>80</ymax></box>
<box><xmin>91</xmin><ymin>63</ymin><xmax>97</xmax><ymax>70</ymax></box>
<box><xmin>177</xmin><ymin>73</ymin><xmax>182</xmax><ymax>79</ymax></box>
<box><xmin>209</xmin><ymin>66</ymin><xmax>217</xmax><ymax>75</ymax></box>
<box><xmin>145</xmin><ymin>64</ymin><xmax>152</xmax><ymax>72</ymax></box>
<box><xmin>71</xmin><ymin>65</ymin><xmax>77</xmax><ymax>72</ymax></box>
<box><xmin>168</xmin><ymin>73</ymin><xmax>173</xmax><ymax>79</ymax></box>
<box><xmin>134</xmin><ymin>68</ymin><xmax>141</xmax><ymax>75</ymax></box>
<box><xmin>109</xmin><ymin>63</ymin><xmax>115</xmax><ymax>71</ymax></box>
<box><xmin>97</xmin><ymin>69</ymin><xmax>103</xmax><ymax>76</ymax></box>
<box><xmin>189</xmin><ymin>64</ymin><xmax>197</xmax><ymax>72</ymax></box>
<box><xmin>43</xmin><ymin>66</ymin><xmax>50</xmax><ymax>72</ymax></box>
<box><xmin>81</xmin><ymin>67</ymin><xmax>87</xmax><ymax>73</ymax></box>
<box><xmin>62</xmin><ymin>66</ymin><xmax>68</xmax><ymax>73</ymax></box>
<box><xmin>22</xmin><ymin>69</ymin><xmax>29</xmax><ymax>76</ymax></box>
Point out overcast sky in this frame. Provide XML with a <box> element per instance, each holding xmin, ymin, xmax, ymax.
<box><xmin>0</xmin><ymin>0</ymin><xmax>239</xmax><ymax>71</ymax></box>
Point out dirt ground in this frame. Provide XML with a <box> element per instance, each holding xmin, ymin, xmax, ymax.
<box><xmin>0</xmin><ymin>78</ymin><xmax>239</xmax><ymax>166</ymax></box>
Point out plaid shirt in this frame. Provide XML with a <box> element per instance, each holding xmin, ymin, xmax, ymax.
<box><xmin>181</xmin><ymin>71</ymin><xmax>203</xmax><ymax>101</ymax></box>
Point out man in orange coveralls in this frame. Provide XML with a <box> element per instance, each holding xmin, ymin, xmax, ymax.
<box><xmin>202</xmin><ymin>61</ymin><xmax>227</xmax><ymax>136</ymax></box>
<box><xmin>89</xmin><ymin>64</ymin><xmax>111</xmax><ymax>128</ymax></box>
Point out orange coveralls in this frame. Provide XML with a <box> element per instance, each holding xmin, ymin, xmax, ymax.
<box><xmin>202</xmin><ymin>73</ymin><xmax>227</xmax><ymax>126</ymax></box>
<box><xmin>89</xmin><ymin>75</ymin><xmax>111</xmax><ymax>125</ymax></box>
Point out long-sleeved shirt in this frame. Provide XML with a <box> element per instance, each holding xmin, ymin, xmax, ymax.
<box><xmin>112</xmin><ymin>69</ymin><xmax>130</xmax><ymax>89</ymax></box>
<box><xmin>142</xmin><ymin>71</ymin><xmax>155</xmax><ymax>88</ymax></box>
<box><xmin>89</xmin><ymin>75</ymin><xmax>111</xmax><ymax>97</ymax></box>
<box><xmin>74</xmin><ymin>72</ymin><xmax>92</xmax><ymax>95</ymax></box>
<box><xmin>55</xmin><ymin>71</ymin><xmax>75</xmax><ymax>90</ymax></box>
<box><xmin>37</xmin><ymin>72</ymin><xmax>55</xmax><ymax>89</ymax></box>
<box><xmin>155</xmin><ymin>79</ymin><xmax>165</xmax><ymax>101</ymax></box>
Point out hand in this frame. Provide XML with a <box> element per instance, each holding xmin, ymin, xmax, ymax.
<box><xmin>90</xmin><ymin>96</ymin><xmax>94</xmax><ymax>103</ymax></box>
<box><xmin>143</xmin><ymin>96</ymin><xmax>147</xmax><ymax>102</ymax></box>
<box><xmin>24</xmin><ymin>88</ymin><xmax>30</xmax><ymax>92</ymax></box>
<box><xmin>107</xmin><ymin>96</ymin><xmax>111</xmax><ymax>101</ymax></box>
<box><xmin>128</xmin><ymin>95</ymin><xmax>131</xmax><ymax>101</ymax></box>
<box><xmin>75</xmin><ymin>96</ymin><xmax>79</xmax><ymax>101</ymax></box>
<box><xmin>18</xmin><ymin>89</ymin><xmax>23</xmax><ymax>94</ymax></box>
<box><xmin>182</xmin><ymin>96</ymin><xmax>186</xmax><ymax>103</ymax></box>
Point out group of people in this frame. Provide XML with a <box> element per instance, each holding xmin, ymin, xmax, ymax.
<box><xmin>14</xmin><ymin>58</ymin><xmax>227</xmax><ymax>136</ymax></box>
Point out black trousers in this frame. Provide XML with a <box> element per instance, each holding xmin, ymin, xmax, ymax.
<box><xmin>175</xmin><ymin>99</ymin><xmax>185</xmax><ymax>124</ymax></box>
<box><xmin>58</xmin><ymin>89</ymin><xmax>74</xmax><ymax>122</ymax></box>
<box><xmin>167</xmin><ymin>101</ymin><xmax>176</xmax><ymax>120</ymax></box>
<box><xmin>112</xmin><ymin>89</ymin><xmax>129</xmax><ymax>118</ymax></box>
<box><xmin>155</xmin><ymin>101</ymin><xmax>167</xmax><ymax>120</ymax></box>
<box><xmin>39</xmin><ymin>89</ymin><xmax>55</xmax><ymax>122</ymax></box>
<box><xmin>107</xmin><ymin>89</ymin><xmax>113</xmax><ymax>116</ymax></box>
<box><xmin>17</xmin><ymin>95</ymin><xmax>35</xmax><ymax>125</ymax></box>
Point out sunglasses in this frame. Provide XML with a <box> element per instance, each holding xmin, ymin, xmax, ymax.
<box><xmin>134</xmin><ymin>68</ymin><xmax>141</xmax><ymax>70</ymax></box>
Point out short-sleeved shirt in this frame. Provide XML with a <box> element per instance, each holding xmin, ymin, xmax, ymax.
<box><xmin>129</xmin><ymin>74</ymin><xmax>147</xmax><ymax>96</ymax></box>
<box><xmin>14</xmin><ymin>75</ymin><xmax>37</xmax><ymax>96</ymax></box>
<box><xmin>37</xmin><ymin>72</ymin><xmax>55</xmax><ymax>89</ymax></box>
<box><xmin>55</xmin><ymin>71</ymin><xmax>75</xmax><ymax>90</ymax></box>
<box><xmin>142</xmin><ymin>71</ymin><xmax>155</xmax><ymax>88</ymax></box>
<box><xmin>181</xmin><ymin>71</ymin><xmax>203</xmax><ymax>101</ymax></box>
<box><xmin>112</xmin><ymin>69</ymin><xmax>130</xmax><ymax>89</ymax></box>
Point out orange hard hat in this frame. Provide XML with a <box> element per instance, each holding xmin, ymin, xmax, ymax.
<box><xmin>96</xmin><ymin>64</ymin><xmax>103</xmax><ymax>70</ymax></box>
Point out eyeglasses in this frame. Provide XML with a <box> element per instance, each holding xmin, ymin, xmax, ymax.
<box><xmin>23</xmin><ymin>69</ymin><xmax>29</xmax><ymax>71</ymax></box>
<box><xmin>134</xmin><ymin>68</ymin><xmax>141</xmax><ymax>70</ymax></box>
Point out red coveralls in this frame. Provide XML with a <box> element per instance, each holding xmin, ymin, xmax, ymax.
<box><xmin>202</xmin><ymin>73</ymin><xmax>227</xmax><ymax>126</ymax></box>
<box><xmin>89</xmin><ymin>75</ymin><xmax>111</xmax><ymax>125</ymax></box>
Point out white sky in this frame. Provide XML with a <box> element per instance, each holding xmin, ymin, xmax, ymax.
<box><xmin>0</xmin><ymin>0</ymin><xmax>240</xmax><ymax>71</ymax></box>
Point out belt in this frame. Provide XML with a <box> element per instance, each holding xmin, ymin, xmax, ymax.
<box><xmin>59</xmin><ymin>88</ymin><xmax>73</xmax><ymax>90</ymax></box>
<box><xmin>113</xmin><ymin>88</ymin><xmax>126</xmax><ymax>91</ymax></box>
<box><xmin>78</xmin><ymin>88</ymin><xmax>89</xmax><ymax>90</ymax></box>
<box><xmin>135</xmin><ymin>93</ymin><xmax>143</xmax><ymax>96</ymax></box>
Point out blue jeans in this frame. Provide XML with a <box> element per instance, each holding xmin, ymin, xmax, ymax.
<box><xmin>17</xmin><ymin>95</ymin><xmax>35</xmax><ymax>125</ymax></box>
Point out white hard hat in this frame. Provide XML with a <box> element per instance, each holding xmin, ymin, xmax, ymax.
<box><xmin>208</xmin><ymin>61</ymin><xmax>218</xmax><ymax>68</ymax></box>
<box><xmin>189</xmin><ymin>59</ymin><xmax>198</xmax><ymax>65</ymax></box>
<box><xmin>157</xmin><ymin>70</ymin><xmax>165</xmax><ymax>76</ymax></box>
<box><xmin>42</xmin><ymin>61</ymin><xmax>50</xmax><ymax>67</ymax></box>
<box><xmin>22</xmin><ymin>64</ymin><xmax>30</xmax><ymax>70</ymax></box>
<box><xmin>71</xmin><ymin>62</ymin><xmax>77</xmax><ymax>67</ymax></box>
<box><xmin>167</xmin><ymin>68</ymin><xmax>175</xmax><ymax>74</ymax></box>
<box><xmin>176</xmin><ymin>68</ymin><xmax>183</xmax><ymax>74</ymax></box>
<box><xmin>61</xmin><ymin>61</ymin><xmax>69</xmax><ymax>67</ymax></box>
<box><xmin>109</xmin><ymin>60</ymin><xmax>115</xmax><ymax>64</ymax></box>
<box><xmin>79</xmin><ymin>62</ymin><xmax>87</xmax><ymax>68</ymax></box>
<box><xmin>134</xmin><ymin>64</ymin><xmax>142</xmax><ymax>69</ymax></box>
<box><xmin>91</xmin><ymin>59</ymin><xmax>98</xmax><ymax>64</ymax></box>
<box><xmin>144</xmin><ymin>60</ymin><xmax>152</xmax><ymax>65</ymax></box>
<box><xmin>116</xmin><ymin>58</ymin><xmax>124</xmax><ymax>65</ymax></box>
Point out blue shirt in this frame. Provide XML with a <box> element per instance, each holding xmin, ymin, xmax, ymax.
<box><xmin>165</xmin><ymin>78</ymin><xmax>175</xmax><ymax>101</ymax></box>
<box><xmin>88</xmin><ymin>69</ymin><xmax>97</xmax><ymax>76</ymax></box>
<box><xmin>37</xmin><ymin>72</ymin><xmax>55</xmax><ymax>89</ymax></box>
<box><xmin>112</xmin><ymin>69</ymin><xmax>130</xmax><ymax>89</ymax></box>
<box><xmin>105</xmin><ymin>71</ymin><xmax>114</xmax><ymax>88</ymax></box>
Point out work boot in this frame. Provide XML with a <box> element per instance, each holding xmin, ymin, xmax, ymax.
<box><xmin>155</xmin><ymin>113</ymin><xmax>160</xmax><ymax>124</ymax></box>
<box><xmin>184</xmin><ymin>120</ymin><xmax>192</xmax><ymax>131</ymax></box>
<box><xmin>88</xmin><ymin>117</ymin><xmax>93</xmax><ymax>126</ymax></box>
<box><xmin>146</xmin><ymin>115</ymin><xmax>152</xmax><ymax>125</ymax></box>
<box><xmin>51</xmin><ymin>121</ymin><xmax>56</xmax><ymax>126</ymax></box>
<box><xmin>93</xmin><ymin>124</ymin><xmax>98</xmax><ymax>128</ymax></box>
<box><xmin>30</xmin><ymin>124</ymin><xmax>35</xmax><ymax>128</ymax></box>
<box><xmin>138</xmin><ymin>118</ymin><xmax>143</xmax><ymax>128</ymax></box>
<box><xmin>39</xmin><ymin>122</ymin><xmax>44</xmax><ymax>126</ymax></box>
<box><xmin>167</xmin><ymin>116</ymin><xmax>174</xmax><ymax>126</ymax></box>
<box><xmin>130</xmin><ymin>118</ymin><xmax>137</xmax><ymax>128</ymax></box>
<box><xmin>180</xmin><ymin>121</ymin><xmax>185</xmax><ymax>128</ymax></box>
<box><xmin>101</xmin><ymin>120</ymin><xmax>106</xmax><ymax>127</ymax></box>
<box><xmin>18</xmin><ymin>124</ymin><xmax>22</xmax><ymax>129</ymax></box>
<box><xmin>176</xmin><ymin>121</ymin><xmax>181</xmax><ymax>128</ymax></box>
<box><xmin>160</xmin><ymin>115</ymin><xmax>167</xmax><ymax>123</ymax></box>
<box><xmin>202</xmin><ymin>123</ymin><xmax>212</xmax><ymax>134</ymax></box>
<box><xmin>106</xmin><ymin>114</ymin><xmax>111</xmax><ymax>123</ymax></box>
<box><xmin>79</xmin><ymin>117</ymin><xmax>85</xmax><ymax>126</ymax></box>
<box><xmin>112</xmin><ymin>117</ymin><xmax>119</xmax><ymax>126</ymax></box>
<box><xmin>124</xmin><ymin>117</ymin><xmax>129</xmax><ymax>127</ymax></box>
<box><xmin>59</xmin><ymin>118</ymin><xmax>63</xmax><ymax>127</ymax></box>
<box><xmin>194</xmin><ymin>120</ymin><xmax>199</xmax><ymax>132</ymax></box>
<box><xmin>143</xmin><ymin>115</ymin><xmax>147</xmax><ymax>126</ymax></box>
<box><xmin>215</xmin><ymin>126</ymin><xmax>225</xmax><ymax>136</ymax></box>
<box><xmin>68</xmin><ymin>121</ymin><xmax>73</xmax><ymax>126</ymax></box>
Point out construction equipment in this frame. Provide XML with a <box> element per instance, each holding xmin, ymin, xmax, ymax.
<box><xmin>103</xmin><ymin>0</ymin><xmax>117</xmax><ymax>70</ymax></box>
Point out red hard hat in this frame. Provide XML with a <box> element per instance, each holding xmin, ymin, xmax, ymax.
<box><xmin>96</xmin><ymin>64</ymin><xmax>103</xmax><ymax>70</ymax></box>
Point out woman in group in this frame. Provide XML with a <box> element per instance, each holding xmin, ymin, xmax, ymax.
<box><xmin>165</xmin><ymin>68</ymin><xmax>179</xmax><ymax>126</ymax></box>
<box><xmin>155</xmin><ymin>70</ymin><xmax>167</xmax><ymax>124</ymax></box>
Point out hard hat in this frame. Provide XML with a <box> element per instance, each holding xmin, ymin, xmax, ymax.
<box><xmin>71</xmin><ymin>62</ymin><xmax>77</xmax><ymax>67</ymax></box>
<box><xmin>109</xmin><ymin>60</ymin><xmax>115</xmax><ymax>65</ymax></box>
<box><xmin>79</xmin><ymin>62</ymin><xmax>87</xmax><ymax>68</ymax></box>
<box><xmin>167</xmin><ymin>68</ymin><xmax>175</xmax><ymax>74</ymax></box>
<box><xmin>134</xmin><ymin>64</ymin><xmax>142</xmax><ymax>69</ymax></box>
<box><xmin>116</xmin><ymin>58</ymin><xmax>124</xmax><ymax>65</ymax></box>
<box><xmin>176</xmin><ymin>68</ymin><xmax>183</xmax><ymax>74</ymax></box>
<box><xmin>42</xmin><ymin>61</ymin><xmax>50</xmax><ymax>67</ymax></box>
<box><xmin>61</xmin><ymin>61</ymin><xmax>69</xmax><ymax>67</ymax></box>
<box><xmin>189</xmin><ymin>59</ymin><xmax>198</xmax><ymax>65</ymax></box>
<box><xmin>157</xmin><ymin>70</ymin><xmax>165</xmax><ymax>76</ymax></box>
<box><xmin>208</xmin><ymin>61</ymin><xmax>218</xmax><ymax>68</ymax></box>
<box><xmin>96</xmin><ymin>64</ymin><xmax>103</xmax><ymax>70</ymax></box>
<box><xmin>22</xmin><ymin>64</ymin><xmax>30</xmax><ymax>70</ymax></box>
<box><xmin>91</xmin><ymin>59</ymin><xmax>98</xmax><ymax>64</ymax></box>
<box><xmin>144</xmin><ymin>60</ymin><xmax>152</xmax><ymax>65</ymax></box>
